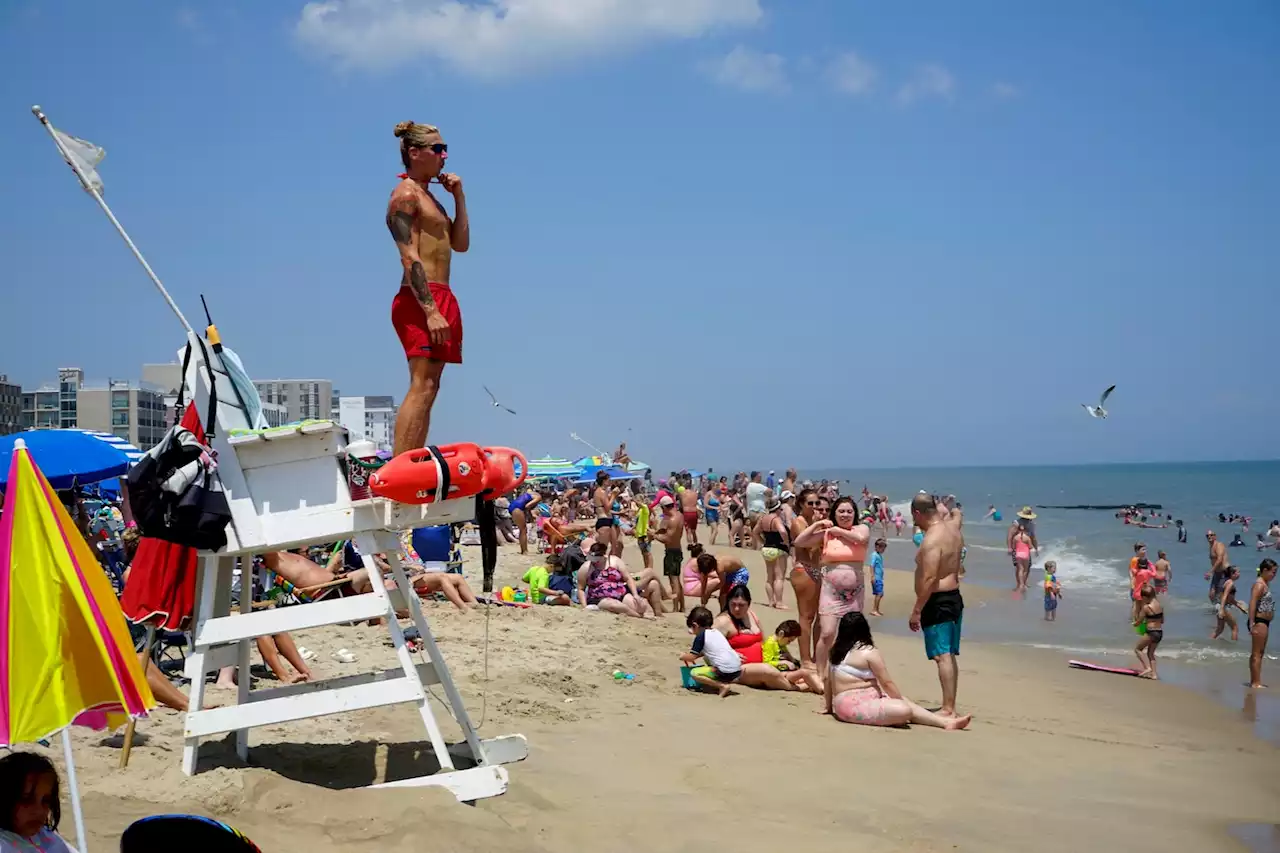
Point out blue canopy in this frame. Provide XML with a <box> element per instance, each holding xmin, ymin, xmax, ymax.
<box><xmin>572</xmin><ymin>466</ymin><xmax>642</xmax><ymax>485</ymax></box>
<box><xmin>0</xmin><ymin>429</ymin><xmax>144</xmax><ymax>490</ymax></box>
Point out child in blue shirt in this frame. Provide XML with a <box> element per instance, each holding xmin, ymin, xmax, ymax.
<box><xmin>869</xmin><ymin>538</ymin><xmax>887</xmax><ymax>616</ymax></box>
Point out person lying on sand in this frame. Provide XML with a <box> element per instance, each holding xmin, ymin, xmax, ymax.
<box><xmin>821</xmin><ymin>612</ymin><xmax>971</xmax><ymax>730</ymax></box>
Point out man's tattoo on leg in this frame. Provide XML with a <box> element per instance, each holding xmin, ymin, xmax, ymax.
<box><xmin>410</xmin><ymin>261</ymin><xmax>434</xmax><ymax>308</ymax></box>
<box><xmin>387</xmin><ymin>210</ymin><xmax>413</xmax><ymax>244</ymax></box>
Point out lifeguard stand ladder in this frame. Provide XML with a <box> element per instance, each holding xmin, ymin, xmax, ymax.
<box><xmin>176</xmin><ymin>333</ymin><xmax>526</xmax><ymax>801</ymax></box>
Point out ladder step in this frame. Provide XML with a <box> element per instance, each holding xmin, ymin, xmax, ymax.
<box><xmin>185</xmin><ymin>677</ymin><xmax>423</xmax><ymax>738</ymax></box>
<box><xmin>194</xmin><ymin>594</ymin><xmax>390</xmax><ymax>648</ymax></box>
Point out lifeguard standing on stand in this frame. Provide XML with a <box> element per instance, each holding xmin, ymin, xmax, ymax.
<box><xmin>387</xmin><ymin>121</ymin><xmax>470</xmax><ymax>455</ymax></box>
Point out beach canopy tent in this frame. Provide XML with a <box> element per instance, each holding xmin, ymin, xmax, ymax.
<box><xmin>0</xmin><ymin>438</ymin><xmax>156</xmax><ymax>852</ymax></box>
<box><xmin>572</xmin><ymin>465</ymin><xmax>641</xmax><ymax>485</ymax></box>
<box><xmin>527</xmin><ymin>455</ymin><xmax>583</xmax><ymax>479</ymax></box>
<box><xmin>0</xmin><ymin>429</ymin><xmax>144</xmax><ymax>490</ymax></box>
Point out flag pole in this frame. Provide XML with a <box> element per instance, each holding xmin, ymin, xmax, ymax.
<box><xmin>60</xmin><ymin>729</ymin><xmax>90</xmax><ymax>853</ymax></box>
<box><xmin>30</xmin><ymin>105</ymin><xmax>195</xmax><ymax>337</ymax></box>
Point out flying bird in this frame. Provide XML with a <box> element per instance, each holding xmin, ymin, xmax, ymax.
<box><xmin>483</xmin><ymin>385</ymin><xmax>516</xmax><ymax>415</ymax></box>
<box><xmin>1081</xmin><ymin>384</ymin><xmax>1116</xmax><ymax>419</ymax></box>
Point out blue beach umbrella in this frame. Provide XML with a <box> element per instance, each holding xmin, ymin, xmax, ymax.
<box><xmin>0</xmin><ymin>429</ymin><xmax>144</xmax><ymax>490</ymax></box>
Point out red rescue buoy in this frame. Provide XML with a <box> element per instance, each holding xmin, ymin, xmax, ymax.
<box><xmin>480</xmin><ymin>446</ymin><xmax>528</xmax><ymax>497</ymax></box>
<box><xmin>370</xmin><ymin>443</ymin><xmax>487</xmax><ymax>504</ymax></box>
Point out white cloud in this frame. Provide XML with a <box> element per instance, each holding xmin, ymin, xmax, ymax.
<box><xmin>297</xmin><ymin>0</ymin><xmax>764</xmax><ymax>77</ymax></box>
<box><xmin>701</xmin><ymin>45</ymin><xmax>787</xmax><ymax>93</ymax></box>
<box><xmin>826</xmin><ymin>51</ymin><xmax>877</xmax><ymax>96</ymax></box>
<box><xmin>991</xmin><ymin>81</ymin><xmax>1020</xmax><ymax>100</ymax></box>
<box><xmin>896</xmin><ymin>63</ymin><xmax>955</xmax><ymax>105</ymax></box>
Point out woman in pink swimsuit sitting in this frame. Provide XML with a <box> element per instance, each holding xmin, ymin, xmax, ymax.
<box><xmin>824</xmin><ymin>611</ymin><xmax>970</xmax><ymax>730</ymax></box>
<box><xmin>794</xmin><ymin>495</ymin><xmax>871</xmax><ymax>680</ymax></box>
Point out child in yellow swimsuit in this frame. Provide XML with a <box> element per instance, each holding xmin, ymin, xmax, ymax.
<box><xmin>762</xmin><ymin>620</ymin><xmax>802</xmax><ymax>671</ymax></box>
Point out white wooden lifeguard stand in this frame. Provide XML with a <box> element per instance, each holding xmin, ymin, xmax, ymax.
<box><xmin>176</xmin><ymin>333</ymin><xmax>526</xmax><ymax>801</ymax></box>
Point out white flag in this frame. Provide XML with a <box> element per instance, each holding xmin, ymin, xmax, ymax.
<box><xmin>51</xmin><ymin>126</ymin><xmax>105</xmax><ymax>194</ymax></box>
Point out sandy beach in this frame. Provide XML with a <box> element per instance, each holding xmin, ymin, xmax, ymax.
<box><xmin>46</xmin><ymin>539</ymin><xmax>1279</xmax><ymax>852</ymax></box>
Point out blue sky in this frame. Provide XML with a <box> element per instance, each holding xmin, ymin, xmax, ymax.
<box><xmin>2</xmin><ymin>1</ymin><xmax>1277</xmax><ymax>472</ymax></box>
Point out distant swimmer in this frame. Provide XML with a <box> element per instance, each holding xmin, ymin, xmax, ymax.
<box><xmin>387</xmin><ymin>120</ymin><xmax>469</xmax><ymax>455</ymax></box>
<box><xmin>982</xmin><ymin>505</ymin><xmax>1003</xmax><ymax>522</ymax></box>
<box><xmin>1205</xmin><ymin>530</ymin><xmax>1229</xmax><ymax>604</ymax></box>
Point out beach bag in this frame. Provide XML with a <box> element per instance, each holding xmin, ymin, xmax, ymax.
<box><xmin>126</xmin><ymin>339</ymin><xmax>232</xmax><ymax>551</ymax></box>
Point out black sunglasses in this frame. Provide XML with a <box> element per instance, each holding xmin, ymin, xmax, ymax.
<box><xmin>414</xmin><ymin>143</ymin><xmax>447</xmax><ymax>155</ymax></box>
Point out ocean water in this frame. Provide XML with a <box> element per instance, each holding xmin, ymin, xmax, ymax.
<box><xmin>802</xmin><ymin>461</ymin><xmax>1280</xmax><ymax>740</ymax></box>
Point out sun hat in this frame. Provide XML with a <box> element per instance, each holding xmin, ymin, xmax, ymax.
<box><xmin>780</xmin><ymin>490</ymin><xmax>794</xmax><ymax>501</ymax></box>
<box><xmin>1017</xmin><ymin>506</ymin><xmax>1037</xmax><ymax>520</ymax></box>
<box><xmin>765</xmin><ymin>496</ymin><xmax>782</xmax><ymax>512</ymax></box>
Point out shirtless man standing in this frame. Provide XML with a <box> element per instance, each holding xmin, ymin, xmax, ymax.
<box><xmin>910</xmin><ymin>492</ymin><xmax>965</xmax><ymax>718</ymax></box>
<box><xmin>386</xmin><ymin>121</ymin><xmax>470</xmax><ymax>456</ymax></box>
<box><xmin>679</xmin><ymin>484</ymin><xmax>700</xmax><ymax>546</ymax></box>
<box><xmin>654</xmin><ymin>495</ymin><xmax>686</xmax><ymax>612</ymax></box>
<box><xmin>1206</xmin><ymin>530</ymin><xmax>1229</xmax><ymax>604</ymax></box>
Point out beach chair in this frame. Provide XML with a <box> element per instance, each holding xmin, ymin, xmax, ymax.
<box><xmin>175</xmin><ymin>331</ymin><xmax>526</xmax><ymax>802</ymax></box>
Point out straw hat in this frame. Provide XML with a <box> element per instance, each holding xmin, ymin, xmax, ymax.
<box><xmin>765</xmin><ymin>496</ymin><xmax>782</xmax><ymax>513</ymax></box>
<box><xmin>1017</xmin><ymin>506</ymin><xmax>1037</xmax><ymax>520</ymax></box>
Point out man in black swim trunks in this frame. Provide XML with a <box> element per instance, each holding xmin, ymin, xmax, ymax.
<box><xmin>910</xmin><ymin>492</ymin><xmax>965</xmax><ymax>718</ymax></box>
<box><xmin>654</xmin><ymin>494</ymin><xmax>686</xmax><ymax>612</ymax></box>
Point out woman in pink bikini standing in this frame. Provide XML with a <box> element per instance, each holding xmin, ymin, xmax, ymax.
<box><xmin>794</xmin><ymin>495</ymin><xmax>872</xmax><ymax>683</ymax></box>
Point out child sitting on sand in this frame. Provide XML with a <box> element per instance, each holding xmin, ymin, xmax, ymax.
<box><xmin>681</xmin><ymin>606</ymin><xmax>742</xmax><ymax>697</ymax></box>
<box><xmin>763</xmin><ymin>620</ymin><xmax>802</xmax><ymax>671</ymax></box>
<box><xmin>1043</xmin><ymin>560</ymin><xmax>1063</xmax><ymax>621</ymax></box>
<box><xmin>528</xmin><ymin>554</ymin><xmax>577</xmax><ymax>606</ymax></box>
<box><xmin>0</xmin><ymin>752</ymin><xmax>74</xmax><ymax>853</ymax></box>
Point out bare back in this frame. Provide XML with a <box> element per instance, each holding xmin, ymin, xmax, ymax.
<box><xmin>916</xmin><ymin>521</ymin><xmax>963</xmax><ymax>596</ymax></box>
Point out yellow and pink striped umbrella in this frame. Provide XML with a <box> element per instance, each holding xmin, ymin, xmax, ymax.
<box><xmin>0</xmin><ymin>439</ymin><xmax>153</xmax><ymax>746</ymax></box>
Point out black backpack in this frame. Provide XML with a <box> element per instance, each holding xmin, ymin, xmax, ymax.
<box><xmin>125</xmin><ymin>339</ymin><xmax>232</xmax><ymax>551</ymax></box>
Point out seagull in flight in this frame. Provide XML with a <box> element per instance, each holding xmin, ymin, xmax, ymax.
<box><xmin>1082</xmin><ymin>384</ymin><xmax>1116</xmax><ymax>419</ymax></box>
<box><xmin>483</xmin><ymin>385</ymin><xmax>516</xmax><ymax>415</ymax></box>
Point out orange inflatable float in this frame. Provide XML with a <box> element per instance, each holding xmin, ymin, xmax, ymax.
<box><xmin>369</xmin><ymin>443</ymin><xmax>528</xmax><ymax>505</ymax></box>
<box><xmin>480</xmin><ymin>446</ymin><xmax>528</xmax><ymax>498</ymax></box>
<box><xmin>370</xmin><ymin>443</ymin><xmax>486</xmax><ymax>504</ymax></box>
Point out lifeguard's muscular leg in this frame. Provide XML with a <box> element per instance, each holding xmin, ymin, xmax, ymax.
<box><xmin>395</xmin><ymin>358</ymin><xmax>445</xmax><ymax>455</ymax></box>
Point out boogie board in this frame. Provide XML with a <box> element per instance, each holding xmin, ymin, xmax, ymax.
<box><xmin>1067</xmin><ymin>659</ymin><xmax>1144</xmax><ymax>677</ymax></box>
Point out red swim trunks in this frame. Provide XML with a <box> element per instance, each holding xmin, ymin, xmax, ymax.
<box><xmin>391</xmin><ymin>283</ymin><xmax>463</xmax><ymax>363</ymax></box>
<box><xmin>682</xmin><ymin>510</ymin><xmax>698</xmax><ymax>532</ymax></box>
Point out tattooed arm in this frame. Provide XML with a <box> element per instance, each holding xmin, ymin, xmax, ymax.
<box><xmin>386</xmin><ymin>187</ymin><xmax>450</xmax><ymax>345</ymax></box>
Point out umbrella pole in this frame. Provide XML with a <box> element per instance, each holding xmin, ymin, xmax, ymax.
<box><xmin>118</xmin><ymin>625</ymin><xmax>155</xmax><ymax>769</ymax></box>
<box><xmin>60</xmin><ymin>729</ymin><xmax>89</xmax><ymax>853</ymax></box>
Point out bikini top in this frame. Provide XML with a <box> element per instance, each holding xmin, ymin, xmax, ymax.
<box><xmin>822</xmin><ymin>528</ymin><xmax>868</xmax><ymax>563</ymax></box>
<box><xmin>834</xmin><ymin>660</ymin><xmax>875</xmax><ymax>681</ymax></box>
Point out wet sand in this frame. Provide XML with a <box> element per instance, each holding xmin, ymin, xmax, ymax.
<box><xmin>42</xmin><ymin>537</ymin><xmax>1279</xmax><ymax>852</ymax></box>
